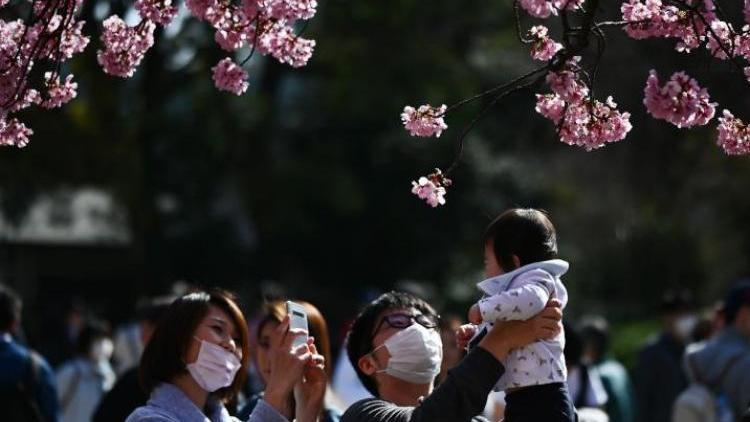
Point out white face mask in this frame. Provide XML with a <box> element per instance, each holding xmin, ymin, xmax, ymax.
<box><xmin>675</xmin><ymin>315</ymin><xmax>697</xmax><ymax>342</ymax></box>
<box><xmin>90</xmin><ymin>338</ymin><xmax>113</xmax><ymax>362</ymax></box>
<box><xmin>373</xmin><ymin>323</ymin><xmax>443</xmax><ymax>384</ymax></box>
<box><xmin>186</xmin><ymin>337</ymin><xmax>242</xmax><ymax>392</ymax></box>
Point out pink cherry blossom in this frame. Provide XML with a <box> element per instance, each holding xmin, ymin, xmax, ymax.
<box><xmin>643</xmin><ymin>70</ymin><xmax>716</xmax><ymax>128</ymax></box>
<box><xmin>185</xmin><ymin>0</ymin><xmax>217</xmax><ymax>20</ymax></box>
<box><xmin>38</xmin><ymin>73</ymin><xmax>77</xmax><ymax>109</ymax></box>
<box><xmin>519</xmin><ymin>0</ymin><xmax>583</xmax><ymax>18</ymax></box>
<box><xmin>262</xmin><ymin>0</ymin><xmax>317</xmax><ymax>21</ymax></box>
<box><xmin>529</xmin><ymin>25</ymin><xmax>562</xmax><ymax>61</ymax></box>
<box><xmin>411</xmin><ymin>169</ymin><xmax>451</xmax><ymax>207</ymax></box>
<box><xmin>621</xmin><ymin>0</ymin><xmax>714</xmax><ymax>52</ymax></box>
<box><xmin>212</xmin><ymin>57</ymin><xmax>249</xmax><ymax>95</ymax></box>
<box><xmin>401</xmin><ymin>104</ymin><xmax>448</xmax><ymax>138</ymax></box>
<box><xmin>97</xmin><ymin>16</ymin><xmax>156</xmax><ymax>78</ymax></box>
<box><xmin>0</xmin><ymin>117</ymin><xmax>33</xmax><ymax>148</ymax></box>
<box><xmin>557</xmin><ymin>97</ymin><xmax>632</xmax><ymax>151</ymax></box>
<box><xmin>257</xmin><ymin>23</ymin><xmax>316</xmax><ymax>67</ymax></box>
<box><xmin>535</xmin><ymin>93</ymin><xmax>567</xmax><ymax>123</ymax></box>
<box><xmin>705</xmin><ymin>20</ymin><xmax>734</xmax><ymax>59</ymax></box>
<box><xmin>135</xmin><ymin>0</ymin><xmax>178</xmax><ymax>26</ymax></box>
<box><xmin>546</xmin><ymin>57</ymin><xmax>589</xmax><ymax>103</ymax></box>
<box><xmin>716</xmin><ymin>110</ymin><xmax>750</xmax><ymax>155</ymax></box>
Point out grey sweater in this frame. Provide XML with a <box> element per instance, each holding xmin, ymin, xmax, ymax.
<box><xmin>341</xmin><ymin>347</ymin><xmax>503</xmax><ymax>422</ymax></box>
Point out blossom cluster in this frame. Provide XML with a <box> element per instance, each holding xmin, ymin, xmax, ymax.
<box><xmin>519</xmin><ymin>0</ymin><xmax>584</xmax><ymax>19</ymax></box>
<box><xmin>401</xmin><ymin>104</ymin><xmax>448</xmax><ymax>138</ymax></box>
<box><xmin>643</xmin><ymin>70</ymin><xmax>716</xmax><ymax>128</ymax></box>
<box><xmin>529</xmin><ymin>25</ymin><xmax>563</xmax><ymax>62</ymax></box>
<box><xmin>717</xmin><ymin>110</ymin><xmax>750</xmax><ymax>155</ymax></box>
<box><xmin>535</xmin><ymin>57</ymin><xmax>632</xmax><ymax>150</ymax></box>
<box><xmin>185</xmin><ymin>0</ymin><xmax>317</xmax><ymax>93</ymax></box>
<box><xmin>411</xmin><ymin>169</ymin><xmax>452</xmax><ymax>207</ymax></box>
<box><xmin>0</xmin><ymin>2</ymin><xmax>89</xmax><ymax>147</ymax></box>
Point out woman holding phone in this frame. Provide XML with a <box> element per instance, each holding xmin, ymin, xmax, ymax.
<box><xmin>126</xmin><ymin>290</ymin><xmax>326</xmax><ymax>422</ymax></box>
<box><xmin>238</xmin><ymin>300</ymin><xmax>343</xmax><ymax>422</ymax></box>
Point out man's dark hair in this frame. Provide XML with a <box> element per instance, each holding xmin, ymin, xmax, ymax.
<box><xmin>136</xmin><ymin>296</ymin><xmax>177</xmax><ymax>326</ymax></box>
<box><xmin>483</xmin><ymin>208</ymin><xmax>558</xmax><ymax>271</ymax></box>
<box><xmin>0</xmin><ymin>284</ymin><xmax>22</xmax><ymax>332</ymax></box>
<box><xmin>724</xmin><ymin>280</ymin><xmax>750</xmax><ymax>325</ymax></box>
<box><xmin>345</xmin><ymin>291</ymin><xmax>439</xmax><ymax>396</ymax></box>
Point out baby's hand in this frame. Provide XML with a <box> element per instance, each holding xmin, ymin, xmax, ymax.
<box><xmin>456</xmin><ymin>324</ymin><xmax>477</xmax><ymax>350</ymax></box>
<box><xmin>468</xmin><ymin>304</ymin><xmax>482</xmax><ymax>325</ymax></box>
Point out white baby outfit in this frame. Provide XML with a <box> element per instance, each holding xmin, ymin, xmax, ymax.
<box><xmin>472</xmin><ymin>259</ymin><xmax>569</xmax><ymax>391</ymax></box>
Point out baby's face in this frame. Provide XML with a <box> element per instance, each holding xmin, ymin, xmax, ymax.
<box><xmin>483</xmin><ymin>240</ymin><xmax>504</xmax><ymax>277</ymax></box>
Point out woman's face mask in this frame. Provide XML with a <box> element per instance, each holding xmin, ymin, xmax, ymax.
<box><xmin>186</xmin><ymin>337</ymin><xmax>242</xmax><ymax>392</ymax></box>
<box><xmin>89</xmin><ymin>338</ymin><xmax>113</xmax><ymax>362</ymax></box>
<box><xmin>371</xmin><ymin>323</ymin><xmax>443</xmax><ymax>384</ymax></box>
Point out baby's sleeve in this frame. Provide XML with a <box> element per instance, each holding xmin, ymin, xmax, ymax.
<box><xmin>477</xmin><ymin>270</ymin><xmax>555</xmax><ymax>322</ymax></box>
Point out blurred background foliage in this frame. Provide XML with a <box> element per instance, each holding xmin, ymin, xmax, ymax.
<box><xmin>1</xmin><ymin>0</ymin><xmax>749</xmax><ymax>365</ymax></box>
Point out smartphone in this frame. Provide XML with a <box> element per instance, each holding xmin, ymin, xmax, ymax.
<box><xmin>286</xmin><ymin>300</ymin><xmax>309</xmax><ymax>349</ymax></box>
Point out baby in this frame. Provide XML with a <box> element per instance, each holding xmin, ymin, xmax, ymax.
<box><xmin>464</xmin><ymin>208</ymin><xmax>574</xmax><ymax>421</ymax></box>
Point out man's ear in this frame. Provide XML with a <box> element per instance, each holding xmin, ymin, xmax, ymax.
<box><xmin>358</xmin><ymin>354</ymin><xmax>379</xmax><ymax>376</ymax></box>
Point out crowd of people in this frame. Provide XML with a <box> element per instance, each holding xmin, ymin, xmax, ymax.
<box><xmin>0</xmin><ymin>208</ymin><xmax>749</xmax><ymax>422</ymax></box>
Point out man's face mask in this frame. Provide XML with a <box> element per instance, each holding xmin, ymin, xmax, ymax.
<box><xmin>371</xmin><ymin>323</ymin><xmax>443</xmax><ymax>384</ymax></box>
<box><xmin>186</xmin><ymin>337</ymin><xmax>242</xmax><ymax>392</ymax></box>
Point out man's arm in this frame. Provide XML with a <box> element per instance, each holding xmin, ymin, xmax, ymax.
<box><xmin>32</xmin><ymin>353</ymin><xmax>60</xmax><ymax>422</ymax></box>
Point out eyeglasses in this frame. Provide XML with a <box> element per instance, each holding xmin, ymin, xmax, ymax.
<box><xmin>372</xmin><ymin>313</ymin><xmax>439</xmax><ymax>336</ymax></box>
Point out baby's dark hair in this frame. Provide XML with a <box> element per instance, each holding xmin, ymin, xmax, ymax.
<box><xmin>483</xmin><ymin>208</ymin><xmax>558</xmax><ymax>271</ymax></box>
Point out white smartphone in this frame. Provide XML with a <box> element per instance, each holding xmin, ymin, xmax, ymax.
<box><xmin>286</xmin><ymin>300</ymin><xmax>309</xmax><ymax>349</ymax></box>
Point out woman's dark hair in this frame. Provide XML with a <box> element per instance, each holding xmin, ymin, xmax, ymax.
<box><xmin>257</xmin><ymin>300</ymin><xmax>333</xmax><ymax>379</ymax></box>
<box><xmin>345</xmin><ymin>291</ymin><xmax>439</xmax><ymax>396</ymax></box>
<box><xmin>483</xmin><ymin>208</ymin><xmax>558</xmax><ymax>271</ymax></box>
<box><xmin>139</xmin><ymin>289</ymin><xmax>250</xmax><ymax>402</ymax></box>
<box><xmin>76</xmin><ymin>319</ymin><xmax>110</xmax><ymax>356</ymax></box>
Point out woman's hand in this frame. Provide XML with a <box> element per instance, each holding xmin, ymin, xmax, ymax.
<box><xmin>294</xmin><ymin>338</ymin><xmax>327</xmax><ymax>422</ymax></box>
<box><xmin>478</xmin><ymin>298</ymin><xmax>562</xmax><ymax>362</ymax></box>
<box><xmin>264</xmin><ymin>316</ymin><xmax>313</xmax><ymax>419</ymax></box>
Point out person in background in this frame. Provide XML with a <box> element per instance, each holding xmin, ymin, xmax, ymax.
<box><xmin>93</xmin><ymin>296</ymin><xmax>174</xmax><ymax>422</ymax></box>
<box><xmin>634</xmin><ymin>288</ymin><xmax>695</xmax><ymax>422</ymax></box>
<box><xmin>564</xmin><ymin>321</ymin><xmax>608</xmax><ymax>422</ymax></box>
<box><xmin>126</xmin><ymin>289</ymin><xmax>326</xmax><ymax>422</ymax></box>
<box><xmin>0</xmin><ymin>284</ymin><xmax>60</xmax><ymax>422</ymax></box>
<box><xmin>237</xmin><ymin>299</ymin><xmax>343</xmax><ymax>421</ymax></box>
<box><xmin>56</xmin><ymin>319</ymin><xmax>116</xmax><ymax>422</ymax></box>
<box><xmin>682</xmin><ymin>281</ymin><xmax>750</xmax><ymax>419</ymax></box>
<box><xmin>436</xmin><ymin>314</ymin><xmax>464</xmax><ymax>386</ymax></box>
<box><xmin>581</xmin><ymin>316</ymin><xmax>634</xmax><ymax>422</ymax></box>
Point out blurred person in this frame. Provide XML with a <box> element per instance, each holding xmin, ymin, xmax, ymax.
<box><xmin>634</xmin><ymin>288</ymin><xmax>695</xmax><ymax>422</ymax></box>
<box><xmin>678</xmin><ymin>281</ymin><xmax>750</xmax><ymax>420</ymax></box>
<box><xmin>92</xmin><ymin>296</ymin><xmax>174</xmax><ymax>422</ymax></box>
<box><xmin>237</xmin><ymin>300</ymin><xmax>343</xmax><ymax>421</ymax></box>
<box><xmin>436</xmin><ymin>314</ymin><xmax>464</xmax><ymax>385</ymax></box>
<box><xmin>565</xmin><ymin>321</ymin><xmax>608</xmax><ymax>411</ymax></box>
<box><xmin>56</xmin><ymin>319</ymin><xmax>116</xmax><ymax>422</ymax></box>
<box><xmin>0</xmin><ymin>284</ymin><xmax>60</xmax><ymax>422</ymax></box>
<box><xmin>126</xmin><ymin>289</ymin><xmax>326</xmax><ymax>422</ymax></box>
<box><xmin>581</xmin><ymin>316</ymin><xmax>635</xmax><ymax>422</ymax></box>
<box><xmin>341</xmin><ymin>291</ymin><xmax>564</xmax><ymax>422</ymax></box>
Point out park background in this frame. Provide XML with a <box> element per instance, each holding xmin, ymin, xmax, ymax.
<box><xmin>1</xmin><ymin>0</ymin><xmax>749</xmax><ymax>369</ymax></box>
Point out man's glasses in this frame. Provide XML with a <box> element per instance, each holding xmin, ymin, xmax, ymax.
<box><xmin>372</xmin><ymin>313</ymin><xmax>439</xmax><ymax>336</ymax></box>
